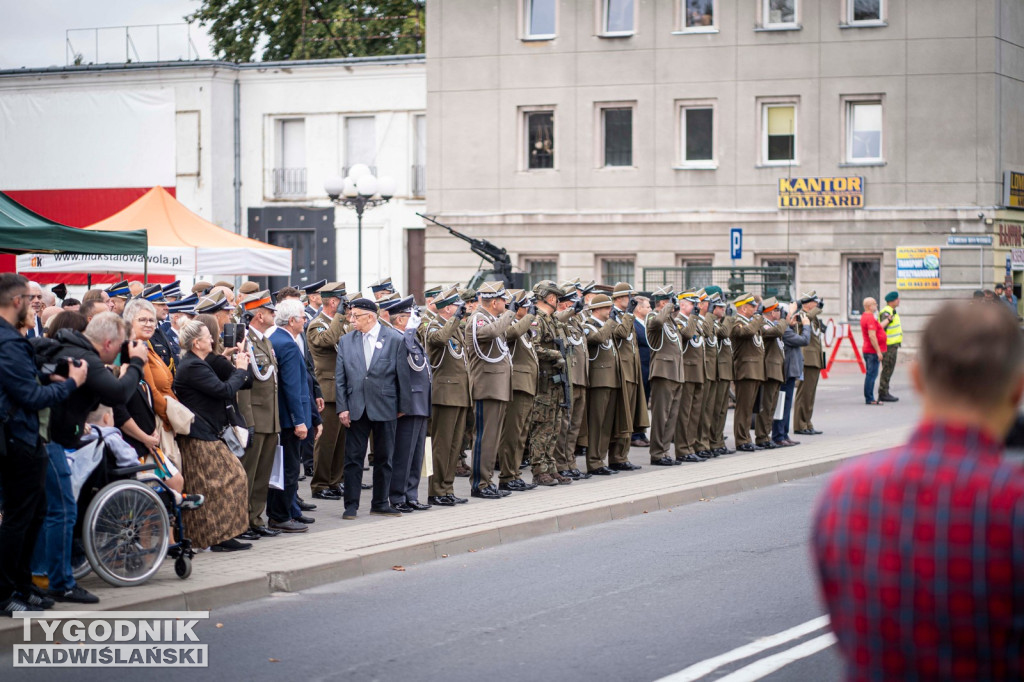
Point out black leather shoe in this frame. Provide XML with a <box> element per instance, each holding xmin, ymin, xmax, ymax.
<box><xmin>428</xmin><ymin>495</ymin><xmax>455</xmax><ymax>507</ymax></box>
<box><xmin>297</xmin><ymin>499</ymin><xmax>317</xmax><ymax>511</ymax></box>
<box><xmin>696</xmin><ymin>450</ymin><xmax>715</xmax><ymax>459</ymax></box>
<box><xmin>570</xmin><ymin>468</ymin><xmax>592</xmax><ymax>479</ymax></box>
<box><xmin>312</xmin><ymin>489</ymin><xmax>342</xmax><ymax>500</ymax></box>
<box><xmin>558</xmin><ymin>470</ymin><xmax>580</xmax><ymax>480</ymax></box>
<box><xmin>494</xmin><ymin>485</ymin><xmax>511</xmax><ymax>497</ymax></box>
<box><xmin>446</xmin><ymin>494</ymin><xmax>468</xmax><ymax>504</ymax></box>
<box><xmin>610</xmin><ymin>461</ymin><xmax>642</xmax><ymax>471</ymax></box>
<box><xmin>237</xmin><ymin>529</ymin><xmax>261</xmax><ymax>541</ymax></box>
<box><xmin>794</xmin><ymin>429</ymin><xmax>812</xmax><ymax>435</ymax></box>
<box><xmin>330</xmin><ymin>485</ymin><xmax>344</xmax><ymax>496</ymax></box>
<box><xmin>677</xmin><ymin>453</ymin><xmax>706</xmax><ymax>463</ymax></box>
<box><xmin>519</xmin><ymin>457</ymin><xmax>531</xmax><ymax>469</ymax></box>
<box><xmin>293</xmin><ymin>514</ymin><xmax>315</xmax><ymax>524</ymax></box>
<box><xmin>650</xmin><ymin>456</ymin><xmax>675</xmax><ymax>466</ymax></box>
<box><xmin>369</xmin><ymin>507</ymin><xmax>402</xmax><ymax>517</ymax></box>
<box><xmin>498</xmin><ymin>481</ymin><xmax>519</xmax><ymax>492</ymax></box>
<box><xmin>756</xmin><ymin>441</ymin><xmax>778</xmax><ymax>450</ymax></box>
<box><xmin>809</xmin><ymin>429</ymin><xmax>823</xmax><ymax>435</ymax></box>
<box><xmin>297</xmin><ymin>473</ymin><xmax>307</xmax><ymax>481</ymax></box>
<box><xmin>407</xmin><ymin>500</ymin><xmax>432</xmax><ymax>510</ymax></box>
<box><xmin>519</xmin><ymin>479</ymin><xmax>538</xmax><ymax>490</ymax></box>
<box><xmin>392</xmin><ymin>502</ymin><xmax>415</xmax><ymax>513</ymax></box>
<box><xmin>251</xmin><ymin>525</ymin><xmax>281</xmax><ymax>537</ymax></box>
<box><xmin>361</xmin><ymin>482</ymin><xmax>372</xmax><ymax>489</ymax></box>
<box><xmin>470</xmin><ymin>486</ymin><xmax>503</xmax><ymax>500</ymax></box>
<box><xmin>304</xmin><ymin>464</ymin><xmax>314</xmax><ymax>477</ymax></box>
<box><xmin>879</xmin><ymin>394</ymin><xmax>899</xmax><ymax>402</ymax></box>
<box><xmin>589</xmin><ymin>466</ymin><xmax>615</xmax><ymax>475</ymax></box>
<box><xmin>737</xmin><ymin>443</ymin><xmax>757</xmax><ymax>452</ymax></box>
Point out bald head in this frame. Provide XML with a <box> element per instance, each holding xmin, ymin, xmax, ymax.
<box><xmin>862</xmin><ymin>297</ymin><xmax>877</xmax><ymax>313</ymax></box>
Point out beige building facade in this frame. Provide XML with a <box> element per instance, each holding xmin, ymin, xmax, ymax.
<box><xmin>425</xmin><ymin>0</ymin><xmax>1024</xmax><ymax>350</ymax></box>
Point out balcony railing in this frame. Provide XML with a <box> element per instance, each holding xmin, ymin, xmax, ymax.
<box><xmin>272</xmin><ymin>167</ymin><xmax>307</xmax><ymax>198</ymax></box>
<box><xmin>411</xmin><ymin>164</ymin><xmax>425</xmax><ymax>198</ymax></box>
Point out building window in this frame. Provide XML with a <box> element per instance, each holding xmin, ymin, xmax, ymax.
<box><xmin>679</xmin><ymin>103</ymin><xmax>714</xmax><ymax>167</ymax></box>
<box><xmin>601</xmin><ymin>257</ymin><xmax>635</xmax><ymax>286</ymax></box>
<box><xmin>848</xmin><ymin>0</ymin><xmax>884</xmax><ymax>24</ymax></box>
<box><xmin>847</xmin><ymin>257</ymin><xmax>880</xmax><ymax>317</ymax></box>
<box><xmin>274</xmin><ymin>118</ymin><xmax>306</xmax><ymax>198</ymax></box>
<box><xmin>525</xmin><ymin>0</ymin><xmax>556</xmax><ymax>39</ymax></box>
<box><xmin>846</xmin><ymin>100</ymin><xmax>883</xmax><ymax>163</ymax></box>
<box><xmin>761</xmin><ymin>257</ymin><xmax>796</xmax><ymax>301</ymax></box>
<box><xmin>601</xmin><ymin>106</ymin><xmax>633</xmax><ymax>167</ymax></box>
<box><xmin>682</xmin><ymin>0</ymin><xmax>716</xmax><ymax>31</ymax></box>
<box><xmin>762</xmin><ymin>102</ymin><xmax>797</xmax><ymax>165</ymax></box>
<box><xmin>602</xmin><ymin>0</ymin><xmax>634</xmax><ymax>34</ymax></box>
<box><xmin>412</xmin><ymin>113</ymin><xmax>426</xmax><ymax>198</ymax></box>
<box><xmin>525</xmin><ymin>110</ymin><xmax>555</xmax><ymax>170</ymax></box>
<box><xmin>679</xmin><ymin>257</ymin><xmax>713</xmax><ymax>289</ymax></box>
<box><xmin>524</xmin><ymin>258</ymin><xmax>558</xmax><ymax>287</ymax></box>
<box><xmin>762</xmin><ymin>0</ymin><xmax>798</xmax><ymax>29</ymax></box>
<box><xmin>345</xmin><ymin>116</ymin><xmax>376</xmax><ymax>176</ymax></box>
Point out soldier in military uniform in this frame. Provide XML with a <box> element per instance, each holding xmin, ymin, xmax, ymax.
<box><xmin>456</xmin><ymin>287</ymin><xmax>478</xmax><ymax>477</ymax></box>
<box><xmin>754</xmin><ymin>297</ymin><xmax>788</xmax><ymax>449</ymax></box>
<box><xmin>236</xmin><ymin>291</ymin><xmax>283</xmax><ymax>538</ymax></box>
<box><xmin>710</xmin><ymin>294</ymin><xmax>735</xmax><ymax>455</ymax></box>
<box><xmin>369</xmin><ymin>277</ymin><xmax>395</xmax><ymax>301</ymax></box>
<box><xmin>466</xmin><ymin>281</ymin><xmax>517</xmax><ymax>499</ymax></box>
<box><xmin>424</xmin><ymin>288</ymin><xmax>471</xmax><ymax>506</ymax></box>
<box><xmin>306</xmin><ymin>282</ymin><xmax>350</xmax><ymax>500</ymax></box>
<box><xmin>496</xmin><ymin>290</ymin><xmax>542</xmax><ymax>491</ymax></box>
<box><xmin>608</xmin><ymin>282</ymin><xmax>646</xmax><ymax>471</ymax></box>
<box><xmin>298</xmin><ymin>279</ymin><xmax>326</xmax><ymax>323</ymax></box>
<box><xmin>554</xmin><ymin>286</ymin><xmax>589</xmax><ymax>476</ymax></box>
<box><xmin>674</xmin><ymin>290</ymin><xmax>706</xmax><ymax>463</ymax></box>
<box><xmin>646</xmin><ymin>287</ymin><xmax>684</xmax><ymax>466</ymax></box>
<box><xmin>583</xmin><ymin>294</ymin><xmax>623</xmax><ymax>475</ymax></box>
<box><xmin>730</xmin><ymin>293</ymin><xmax>767</xmax><ymax>452</ymax></box>
<box><xmin>794</xmin><ymin>291</ymin><xmax>825</xmax><ymax>436</ymax></box>
<box><xmin>695</xmin><ymin>288</ymin><xmax>719</xmax><ymax>458</ymax></box>
<box><xmin>525</xmin><ymin>281</ymin><xmax>572</xmax><ymax>485</ymax></box>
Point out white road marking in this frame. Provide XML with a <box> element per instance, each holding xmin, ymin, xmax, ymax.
<box><xmin>654</xmin><ymin>615</ymin><xmax>831</xmax><ymax>682</ymax></box>
<box><xmin>714</xmin><ymin>632</ymin><xmax>838</xmax><ymax>681</ymax></box>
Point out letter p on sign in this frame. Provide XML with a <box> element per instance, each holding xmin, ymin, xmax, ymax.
<box><xmin>730</xmin><ymin>228</ymin><xmax>742</xmax><ymax>260</ymax></box>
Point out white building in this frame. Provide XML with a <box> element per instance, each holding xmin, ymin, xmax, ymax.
<box><xmin>0</xmin><ymin>55</ymin><xmax>427</xmax><ymax>294</ymax></box>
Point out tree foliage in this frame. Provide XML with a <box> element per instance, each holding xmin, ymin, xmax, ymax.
<box><xmin>189</xmin><ymin>0</ymin><xmax>424</xmax><ymax>62</ymax></box>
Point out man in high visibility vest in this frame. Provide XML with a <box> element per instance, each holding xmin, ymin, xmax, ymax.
<box><xmin>878</xmin><ymin>291</ymin><xmax>901</xmax><ymax>402</ymax></box>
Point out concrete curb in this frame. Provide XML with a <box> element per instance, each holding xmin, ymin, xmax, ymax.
<box><xmin>2</xmin><ymin>448</ymin><xmax>860</xmax><ymax>646</ymax></box>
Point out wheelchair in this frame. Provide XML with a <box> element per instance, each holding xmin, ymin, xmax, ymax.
<box><xmin>72</xmin><ymin>441</ymin><xmax>201</xmax><ymax>587</ymax></box>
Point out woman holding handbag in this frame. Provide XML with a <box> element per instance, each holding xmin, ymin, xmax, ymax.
<box><xmin>173</xmin><ymin>320</ymin><xmax>253</xmax><ymax>552</ymax></box>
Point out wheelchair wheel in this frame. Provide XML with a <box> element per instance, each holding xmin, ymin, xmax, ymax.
<box><xmin>174</xmin><ymin>555</ymin><xmax>192</xmax><ymax>580</ymax></box>
<box><xmin>71</xmin><ymin>554</ymin><xmax>92</xmax><ymax>581</ymax></box>
<box><xmin>82</xmin><ymin>480</ymin><xmax>170</xmax><ymax>588</ymax></box>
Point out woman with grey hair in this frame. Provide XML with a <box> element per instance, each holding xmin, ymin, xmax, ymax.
<box><xmin>172</xmin><ymin>320</ymin><xmax>253</xmax><ymax>552</ymax></box>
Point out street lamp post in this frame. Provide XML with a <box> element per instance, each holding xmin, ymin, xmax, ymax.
<box><xmin>324</xmin><ymin>164</ymin><xmax>396</xmax><ymax>292</ymax></box>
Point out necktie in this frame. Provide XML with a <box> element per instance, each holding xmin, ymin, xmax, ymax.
<box><xmin>363</xmin><ymin>332</ymin><xmax>374</xmax><ymax>370</ymax></box>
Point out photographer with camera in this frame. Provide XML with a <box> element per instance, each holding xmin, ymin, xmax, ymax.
<box><xmin>0</xmin><ymin>274</ymin><xmax>88</xmax><ymax>616</ymax></box>
<box><xmin>772</xmin><ymin>302</ymin><xmax>811</xmax><ymax>447</ymax></box>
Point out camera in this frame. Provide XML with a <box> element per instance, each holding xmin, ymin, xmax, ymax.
<box><xmin>222</xmin><ymin>322</ymin><xmax>247</xmax><ymax>347</ymax></box>
<box><xmin>40</xmin><ymin>357</ymin><xmax>80</xmax><ymax>377</ymax></box>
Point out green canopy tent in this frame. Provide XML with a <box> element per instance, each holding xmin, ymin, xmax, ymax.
<box><xmin>0</xmin><ymin>191</ymin><xmax>147</xmax><ymax>256</ymax></box>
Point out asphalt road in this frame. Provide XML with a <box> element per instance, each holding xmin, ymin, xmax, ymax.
<box><xmin>5</xmin><ymin>476</ymin><xmax>843</xmax><ymax>681</ymax></box>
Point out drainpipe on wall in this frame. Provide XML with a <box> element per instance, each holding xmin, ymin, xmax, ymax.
<box><xmin>233</xmin><ymin>75</ymin><xmax>242</xmax><ymax>288</ymax></box>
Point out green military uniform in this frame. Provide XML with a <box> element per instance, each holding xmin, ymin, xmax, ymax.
<box><xmin>424</xmin><ymin>294</ymin><xmax>472</xmax><ymax>501</ymax></box>
<box><xmin>674</xmin><ymin>293</ymin><xmax>704</xmax><ymax>461</ymax></box>
<box><xmin>710</xmin><ymin>300</ymin><xmax>735</xmax><ymax>452</ymax></box>
<box><xmin>696</xmin><ymin>307</ymin><xmax>719</xmax><ymax>456</ymax></box>
<box><xmin>530</xmin><ymin>299</ymin><xmax>573</xmax><ymax>484</ymax></box>
<box><xmin>730</xmin><ymin>294</ymin><xmax>767</xmax><ymax>449</ymax></box>
<box><xmin>646</xmin><ymin>289</ymin><xmax>685</xmax><ymax>464</ymax></box>
<box><xmin>555</xmin><ymin>302</ymin><xmax>588</xmax><ymax>471</ymax></box>
<box><xmin>608</xmin><ymin>288</ymin><xmax>647</xmax><ymax>468</ymax></box>
<box><xmin>878</xmin><ymin>293</ymin><xmax>901</xmax><ymax>400</ymax></box>
<box><xmin>583</xmin><ymin>298</ymin><xmax>620</xmax><ymax>473</ymax></box>
<box><xmin>306</xmin><ymin>285</ymin><xmax>350</xmax><ymax>495</ymax></box>
<box><xmin>754</xmin><ymin>300</ymin><xmax>788</xmax><ymax>446</ymax></box>
<box><xmin>794</xmin><ymin>293</ymin><xmax>825</xmax><ymax>434</ymax></box>
<box><xmin>497</xmin><ymin>302</ymin><xmax>539</xmax><ymax>486</ymax></box>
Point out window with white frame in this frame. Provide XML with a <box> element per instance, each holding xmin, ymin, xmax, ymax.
<box><xmin>412</xmin><ymin>113</ymin><xmax>426</xmax><ymax>198</ymax></box>
<box><xmin>600</xmin><ymin>105</ymin><xmax>634</xmax><ymax>167</ymax></box>
<box><xmin>524</xmin><ymin>109</ymin><xmax>555</xmax><ymax>170</ymax></box>
<box><xmin>602</xmin><ymin>0</ymin><xmax>634</xmax><ymax>34</ymax></box>
<box><xmin>601</xmin><ymin>257</ymin><xmax>635</xmax><ymax>286</ymax></box>
<box><xmin>761</xmin><ymin>102</ymin><xmax>797</xmax><ymax>165</ymax></box>
<box><xmin>762</xmin><ymin>0</ymin><xmax>797</xmax><ymax>28</ymax></box>
<box><xmin>682</xmin><ymin>0</ymin><xmax>716</xmax><ymax>31</ymax></box>
<box><xmin>274</xmin><ymin>118</ymin><xmax>306</xmax><ymax>198</ymax></box>
<box><xmin>525</xmin><ymin>0</ymin><xmax>557</xmax><ymax>39</ymax></box>
<box><xmin>847</xmin><ymin>257</ymin><xmax>880</xmax><ymax>317</ymax></box>
<box><xmin>848</xmin><ymin>0</ymin><xmax>884</xmax><ymax>24</ymax></box>
<box><xmin>678</xmin><ymin>102</ymin><xmax>715</xmax><ymax>167</ymax></box>
<box><xmin>345</xmin><ymin>116</ymin><xmax>376</xmax><ymax>175</ymax></box>
<box><xmin>846</xmin><ymin>100</ymin><xmax>883</xmax><ymax>163</ymax></box>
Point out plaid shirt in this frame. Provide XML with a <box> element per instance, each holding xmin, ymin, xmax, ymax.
<box><xmin>813</xmin><ymin>421</ymin><xmax>1024</xmax><ymax>681</ymax></box>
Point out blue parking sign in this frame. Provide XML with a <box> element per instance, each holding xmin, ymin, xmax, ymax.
<box><xmin>730</xmin><ymin>228</ymin><xmax>742</xmax><ymax>260</ymax></box>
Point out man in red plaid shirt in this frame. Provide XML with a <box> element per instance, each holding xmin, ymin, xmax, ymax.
<box><xmin>813</xmin><ymin>301</ymin><xmax>1024</xmax><ymax>681</ymax></box>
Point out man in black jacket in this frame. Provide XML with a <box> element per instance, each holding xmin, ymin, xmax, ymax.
<box><xmin>0</xmin><ymin>274</ymin><xmax>88</xmax><ymax>615</ymax></box>
<box><xmin>36</xmin><ymin>312</ymin><xmax>148</xmax><ymax>605</ymax></box>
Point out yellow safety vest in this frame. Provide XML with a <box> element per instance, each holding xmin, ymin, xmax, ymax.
<box><xmin>881</xmin><ymin>305</ymin><xmax>902</xmax><ymax>345</ymax></box>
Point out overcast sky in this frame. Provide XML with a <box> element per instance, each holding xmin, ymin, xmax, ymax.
<box><xmin>0</xmin><ymin>1</ymin><xmax>215</xmax><ymax>70</ymax></box>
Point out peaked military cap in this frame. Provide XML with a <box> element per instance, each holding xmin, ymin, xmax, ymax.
<box><xmin>161</xmin><ymin>280</ymin><xmax>182</xmax><ymax>300</ymax></box>
<box><xmin>369</xmin><ymin>277</ymin><xmax>395</xmax><ymax>294</ymax></box>
<box><xmin>241</xmin><ymin>290</ymin><xmax>276</xmax><ymax>312</ymax></box>
<box><xmin>318</xmin><ymin>281</ymin><xmax>347</xmax><ymax>299</ymax></box>
<box><xmin>587</xmin><ymin>294</ymin><xmax>614</xmax><ymax>309</ymax></box>
<box><xmin>195</xmin><ymin>290</ymin><xmax>229</xmax><ymax>315</ymax></box>
<box><xmin>106</xmin><ymin>280</ymin><xmax>131</xmax><ymax>299</ymax></box>
<box><xmin>611</xmin><ymin>282</ymin><xmax>635</xmax><ymax>298</ymax></box>
<box><xmin>140</xmin><ymin>285</ymin><xmax>166</xmax><ymax>304</ymax></box>
<box><xmin>238</xmin><ymin>281</ymin><xmax>261</xmax><ymax>296</ymax></box>
<box><xmin>734</xmin><ymin>292</ymin><xmax>756</xmax><ymax>308</ymax></box>
<box><xmin>477</xmin><ymin>281</ymin><xmax>506</xmax><ymax>299</ymax></box>
<box><xmin>434</xmin><ymin>287</ymin><xmax>462</xmax><ymax>309</ymax></box>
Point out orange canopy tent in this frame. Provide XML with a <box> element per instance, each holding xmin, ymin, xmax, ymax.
<box><xmin>16</xmin><ymin>186</ymin><xmax>291</xmax><ymax>277</ymax></box>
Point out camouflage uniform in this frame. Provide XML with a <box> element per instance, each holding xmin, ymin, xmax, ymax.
<box><xmin>528</xmin><ymin>308</ymin><xmax>570</xmax><ymax>477</ymax></box>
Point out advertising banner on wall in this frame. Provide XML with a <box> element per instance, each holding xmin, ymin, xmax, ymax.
<box><xmin>896</xmin><ymin>246</ymin><xmax>941</xmax><ymax>290</ymax></box>
<box><xmin>1004</xmin><ymin>171</ymin><xmax>1024</xmax><ymax>209</ymax></box>
<box><xmin>778</xmin><ymin>177</ymin><xmax>864</xmax><ymax>209</ymax></box>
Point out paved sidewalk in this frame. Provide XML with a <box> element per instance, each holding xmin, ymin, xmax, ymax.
<box><xmin>2</xmin><ymin>365</ymin><xmax>916</xmax><ymax>643</ymax></box>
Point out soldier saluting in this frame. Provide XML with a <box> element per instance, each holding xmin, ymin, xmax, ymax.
<box><xmin>730</xmin><ymin>293</ymin><xmax>767</xmax><ymax>452</ymax></box>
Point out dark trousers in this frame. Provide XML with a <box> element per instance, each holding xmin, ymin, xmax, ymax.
<box><xmin>772</xmin><ymin>377</ymin><xmax>796</xmax><ymax>442</ymax></box>
<box><xmin>300</xmin><ymin>431</ymin><xmax>314</xmax><ymax>471</ymax></box>
<box><xmin>267</xmin><ymin>429</ymin><xmax>301</xmax><ymax>523</ymax></box>
<box><xmin>391</xmin><ymin>415</ymin><xmax>427</xmax><ymax>505</ymax></box>
<box><xmin>879</xmin><ymin>343</ymin><xmax>899</xmax><ymax>396</ymax></box>
<box><xmin>344</xmin><ymin>414</ymin><xmax>396</xmax><ymax>513</ymax></box>
<box><xmin>864</xmin><ymin>352</ymin><xmax>880</xmax><ymax>403</ymax></box>
<box><xmin>0</xmin><ymin>436</ymin><xmax>48</xmax><ymax>601</ymax></box>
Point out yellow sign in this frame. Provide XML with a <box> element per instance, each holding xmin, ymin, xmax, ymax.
<box><xmin>1004</xmin><ymin>171</ymin><xmax>1024</xmax><ymax>209</ymax></box>
<box><xmin>778</xmin><ymin>177</ymin><xmax>864</xmax><ymax>209</ymax></box>
<box><xmin>896</xmin><ymin>246</ymin><xmax>941</xmax><ymax>290</ymax></box>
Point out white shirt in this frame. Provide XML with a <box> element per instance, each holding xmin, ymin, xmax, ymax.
<box><xmin>363</xmin><ymin>321</ymin><xmax>381</xmax><ymax>369</ymax></box>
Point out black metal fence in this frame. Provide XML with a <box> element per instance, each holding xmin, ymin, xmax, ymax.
<box><xmin>642</xmin><ymin>266</ymin><xmax>794</xmax><ymax>301</ymax></box>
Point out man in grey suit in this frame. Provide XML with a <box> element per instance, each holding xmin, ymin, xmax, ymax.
<box><xmin>336</xmin><ymin>297</ymin><xmax>412</xmax><ymax>519</ymax></box>
<box><xmin>384</xmin><ymin>296</ymin><xmax>433</xmax><ymax>512</ymax></box>
<box><xmin>773</xmin><ymin>303</ymin><xmax>811</xmax><ymax>447</ymax></box>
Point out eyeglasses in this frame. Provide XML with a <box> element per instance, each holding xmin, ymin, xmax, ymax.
<box><xmin>349</xmin><ymin>311</ymin><xmax>373</xmax><ymax>320</ymax></box>
<box><xmin>28</xmin><ymin>295</ymin><xmax>42</xmax><ymax>300</ymax></box>
<box><xmin>135</xmin><ymin>317</ymin><xmax>157</xmax><ymax>325</ymax></box>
